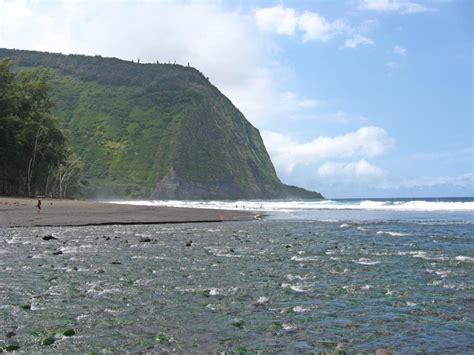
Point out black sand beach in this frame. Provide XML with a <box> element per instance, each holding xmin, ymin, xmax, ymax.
<box><xmin>0</xmin><ymin>197</ymin><xmax>257</xmax><ymax>227</ymax></box>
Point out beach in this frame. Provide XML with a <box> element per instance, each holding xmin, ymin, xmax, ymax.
<box><xmin>0</xmin><ymin>197</ymin><xmax>256</xmax><ymax>227</ymax></box>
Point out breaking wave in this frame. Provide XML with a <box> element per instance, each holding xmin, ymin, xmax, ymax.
<box><xmin>108</xmin><ymin>198</ymin><xmax>474</xmax><ymax>212</ymax></box>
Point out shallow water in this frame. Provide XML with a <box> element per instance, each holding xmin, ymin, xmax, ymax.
<box><xmin>1</xmin><ymin>218</ymin><xmax>473</xmax><ymax>353</ymax></box>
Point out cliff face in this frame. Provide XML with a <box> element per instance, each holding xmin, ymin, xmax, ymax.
<box><xmin>0</xmin><ymin>48</ymin><xmax>323</xmax><ymax>199</ymax></box>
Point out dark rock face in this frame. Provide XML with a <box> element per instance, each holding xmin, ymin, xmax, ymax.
<box><xmin>151</xmin><ymin>169</ymin><xmax>269</xmax><ymax>199</ymax></box>
<box><xmin>152</xmin><ymin>169</ymin><xmax>323</xmax><ymax>200</ymax></box>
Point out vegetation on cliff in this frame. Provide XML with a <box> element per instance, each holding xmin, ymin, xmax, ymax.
<box><xmin>0</xmin><ymin>48</ymin><xmax>322</xmax><ymax>199</ymax></box>
<box><xmin>0</xmin><ymin>59</ymin><xmax>82</xmax><ymax>197</ymax></box>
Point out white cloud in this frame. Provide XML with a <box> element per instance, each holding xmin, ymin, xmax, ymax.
<box><xmin>359</xmin><ymin>0</ymin><xmax>431</xmax><ymax>14</ymax></box>
<box><xmin>254</xmin><ymin>5</ymin><xmax>298</xmax><ymax>36</ymax></box>
<box><xmin>222</xmin><ymin>67</ymin><xmax>321</xmax><ymax>125</ymax></box>
<box><xmin>385</xmin><ymin>61</ymin><xmax>400</xmax><ymax>69</ymax></box>
<box><xmin>281</xmin><ymin>91</ymin><xmax>320</xmax><ymax>110</ymax></box>
<box><xmin>255</xmin><ymin>5</ymin><xmax>352</xmax><ymax>43</ymax></box>
<box><xmin>262</xmin><ymin>126</ymin><xmax>394</xmax><ymax>175</ymax></box>
<box><xmin>326</xmin><ymin>111</ymin><xmax>369</xmax><ymax>124</ymax></box>
<box><xmin>342</xmin><ymin>35</ymin><xmax>375</xmax><ymax>49</ymax></box>
<box><xmin>0</xmin><ymin>1</ymin><xmax>319</xmax><ymax>127</ymax></box>
<box><xmin>299</xmin><ymin>12</ymin><xmax>349</xmax><ymax>42</ymax></box>
<box><xmin>318</xmin><ymin>160</ymin><xmax>384</xmax><ymax>180</ymax></box>
<box><xmin>393</xmin><ymin>45</ymin><xmax>407</xmax><ymax>56</ymax></box>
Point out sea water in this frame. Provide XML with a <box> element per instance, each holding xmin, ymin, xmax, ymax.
<box><xmin>1</xmin><ymin>198</ymin><xmax>473</xmax><ymax>353</ymax></box>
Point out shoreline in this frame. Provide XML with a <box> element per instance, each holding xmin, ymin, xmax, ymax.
<box><xmin>0</xmin><ymin>197</ymin><xmax>258</xmax><ymax>228</ymax></box>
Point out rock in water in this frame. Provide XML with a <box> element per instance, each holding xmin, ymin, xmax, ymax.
<box><xmin>41</xmin><ymin>336</ymin><xmax>55</xmax><ymax>346</ymax></box>
<box><xmin>335</xmin><ymin>343</ymin><xmax>346</xmax><ymax>354</ymax></box>
<box><xmin>42</xmin><ymin>235</ymin><xmax>58</xmax><ymax>241</ymax></box>
<box><xmin>231</xmin><ymin>319</ymin><xmax>244</xmax><ymax>328</ymax></box>
<box><xmin>63</xmin><ymin>329</ymin><xmax>75</xmax><ymax>337</ymax></box>
<box><xmin>6</xmin><ymin>331</ymin><xmax>16</xmax><ymax>338</ymax></box>
<box><xmin>5</xmin><ymin>343</ymin><xmax>20</xmax><ymax>351</ymax></box>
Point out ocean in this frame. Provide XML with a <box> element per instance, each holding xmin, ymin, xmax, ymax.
<box><xmin>109</xmin><ymin>196</ymin><xmax>474</xmax><ymax>221</ymax></box>
<box><xmin>1</xmin><ymin>198</ymin><xmax>473</xmax><ymax>353</ymax></box>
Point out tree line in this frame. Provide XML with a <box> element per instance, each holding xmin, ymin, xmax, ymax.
<box><xmin>0</xmin><ymin>48</ymin><xmax>205</xmax><ymax>88</ymax></box>
<box><xmin>0</xmin><ymin>59</ymin><xmax>82</xmax><ymax>197</ymax></box>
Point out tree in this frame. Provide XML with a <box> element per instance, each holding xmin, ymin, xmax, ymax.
<box><xmin>54</xmin><ymin>154</ymin><xmax>84</xmax><ymax>198</ymax></box>
<box><xmin>0</xmin><ymin>59</ymin><xmax>75</xmax><ymax>197</ymax></box>
<box><xmin>0</xmin><ymin>60</ymin><xmax>18</xmax><ymax>193</ymax></box>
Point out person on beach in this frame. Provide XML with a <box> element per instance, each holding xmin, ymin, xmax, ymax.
<box><xmin>36</xmin><ymin>199</ymin><xmax>41</xmax><ymax>213</ymax></box>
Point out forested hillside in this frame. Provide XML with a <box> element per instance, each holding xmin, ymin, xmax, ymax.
<box><xmin>0</xmin><ymin>48</ymin><xmax>322</xmax><ymax>199</ymax></box>
<box><xmin>0</xmin><ymin>60</ymin><xmax>81</xmax><ymax>197</ymax></box>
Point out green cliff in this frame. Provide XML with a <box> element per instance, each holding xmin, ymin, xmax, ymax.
<box><xmin>0</xmin><ymin>48</ymin><xmax>323</xmax><ymax>199</ymax></box>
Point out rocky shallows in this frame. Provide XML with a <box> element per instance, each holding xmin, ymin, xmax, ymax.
<box><xmin>1</xmin><ymin>219</ymin><xmax>472</xmax><ymax>353</ymax></box>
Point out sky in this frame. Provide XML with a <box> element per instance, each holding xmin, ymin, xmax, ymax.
<box><xmin>1</xmin><ymin>0</ymin><xmax>472</xmax><ymax>198</ymax></box>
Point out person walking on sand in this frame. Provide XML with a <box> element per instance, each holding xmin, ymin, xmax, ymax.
<box><xmin>36</xmin><ymin>199</ymin><xmax>41</xmax><ymax>213</ymax></box>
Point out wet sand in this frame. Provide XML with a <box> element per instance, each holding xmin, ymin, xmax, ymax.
<box><xmin>0</xmin><ymin>197</ymin><xmax>257</xmax><ymax>227</ymax></box>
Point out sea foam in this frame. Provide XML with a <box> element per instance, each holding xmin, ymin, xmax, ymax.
<box><xmin>107</xmin><ymin>198</ymin><xmax>474</xmax><ymax>212</ymax></box>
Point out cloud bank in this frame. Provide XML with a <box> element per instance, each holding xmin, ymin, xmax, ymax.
<box><xmin>254</xmin><ymin>5</ymin><xmax>375</xmax><ymax>49</ymax></box>
<box><xmin>262</xmin><ymin>126</ymin><xmax>394</xmax><ymax>175</ymax></box>
<box><xmin>254</xmin><ymin>5</ymin><xmax>349</xmax><ymax>42</ymax></box>
<box><xmin>318</xmin><ymin>160</ymin><xmax>384</xmax><ymax>180</ymax></box>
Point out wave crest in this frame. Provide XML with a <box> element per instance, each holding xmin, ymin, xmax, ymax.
<box><xmin>107</xmin><ymin>199</ymin><xmax>474</xmax><ymax>212</ymax></box>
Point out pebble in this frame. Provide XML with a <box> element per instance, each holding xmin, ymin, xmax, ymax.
<box><xmin>6</xmin><ymin>331</ymin><xmax>16</xmax><ymax>338</ymax></box>
<box><xmin>375</xmin><ymin>349</ymin><xmax>392</xmax><ymax>355</ymax></box>
<box><xmin>231</xmin><ymin>319</ymin><xmax>244</xmax><ymax>328</ymax></box>
<box><xmin>63</xmin><ymin>329</ymin><xmax>75</xmax><ymax>337</ymax></box>
<box><xmin>5</xmin><ymin>344</ymin><xmax>20</xmax><ymax>351</ymax></box>
<box><xmin>335</xmin><ymin>343</ymin><xmax>345</xmax><ymax>352</ymax></box>
<box><xmin>157</xmin><ymin>334</ymin><xmax>169</xmax><ymax>344</ymax></box>
<box><xmin>42</xmin><ymin>235</ymin><xmax>58</xmax><ymax>241</ymax></box>
<box><xmin>41</xmin><ymin>336</ymin><xmax>55</xmax><ymax>346</ymax></box>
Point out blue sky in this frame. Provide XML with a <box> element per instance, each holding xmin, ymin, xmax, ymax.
<box><xmin>1</xmin><ymin>0</ymin><xmax>472</xmax><ymax>197</ymax></box>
